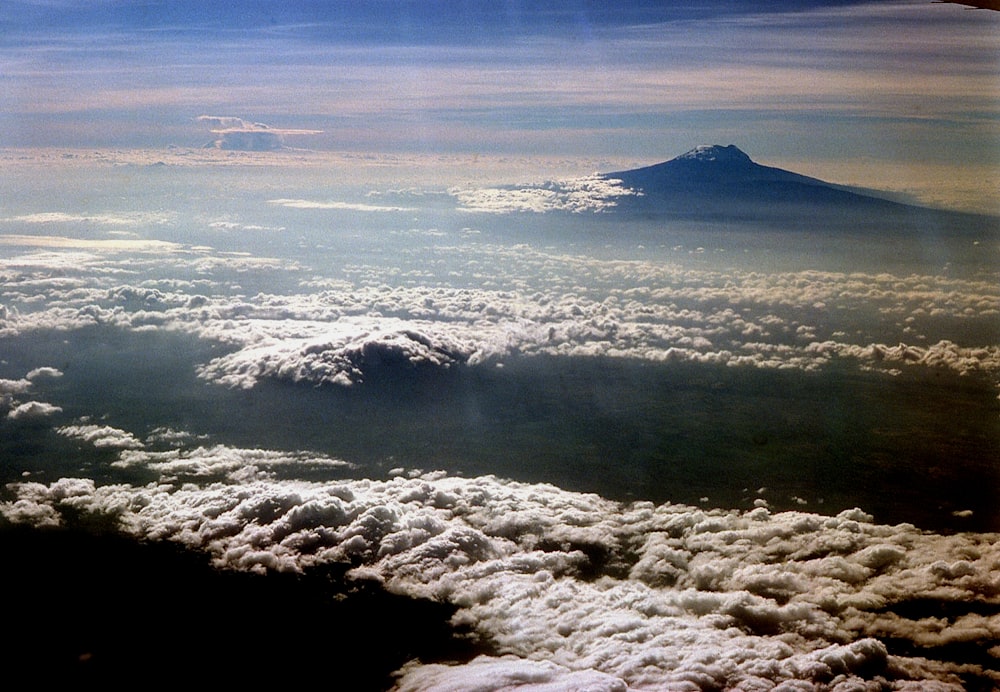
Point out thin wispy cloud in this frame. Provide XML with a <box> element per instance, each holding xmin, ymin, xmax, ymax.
<box><xmin>0</xmin><ymin>235</ymin><xmax>183</xmax><ymax>252</ymax></box>
<box><xmin>268</xmin><ymin>198</ymin><xmax>419</xmax><ymax>212</ymax></box>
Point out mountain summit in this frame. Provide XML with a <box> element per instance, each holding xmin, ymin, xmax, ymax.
<box><xmin>676</xmin><ymin>144</ymin><xmax>753</xmax><ymax>164</ymax></box>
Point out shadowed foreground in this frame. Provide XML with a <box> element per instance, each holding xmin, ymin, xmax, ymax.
<box><xmin>1</xmin><ymin>525</ymin><xmax>482</xmax><ymax>688</ymax></box>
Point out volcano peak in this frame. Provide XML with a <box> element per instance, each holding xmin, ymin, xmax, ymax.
<box><xmin>675</xmin><ymin>144</ymin><xmax>753</xmax><ymax>165</ymax></box>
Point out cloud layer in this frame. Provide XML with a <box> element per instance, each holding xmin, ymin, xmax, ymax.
<box><xmin>2</xmin><ymin>236</ymin><xmax>998</xmax><ymax>392</ymax></box>
<box><xmin>4</xmin><ymin>455</ymin><xmax>998</xmax><ymax>690</ymax></box>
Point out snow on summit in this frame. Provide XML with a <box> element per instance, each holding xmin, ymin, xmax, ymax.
<box><xmin>675</xmin><ymin>144</ymin><xmax>754</xmax><ymax>164</ymax></box>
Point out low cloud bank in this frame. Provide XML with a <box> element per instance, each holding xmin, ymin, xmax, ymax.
<box><xmin>3</xmin><ymin>245</ymin><xmax>998</xmax><ymax>391</ymax></box>
<box><xmin>451</xmin><ymin>175</ymin><xmax>638</xmax><ymax>213</ymax></box>
<box><xmin>3</xmin><ymin>447</ymin><xmax>998</xmax><ymax>690</ymax></box>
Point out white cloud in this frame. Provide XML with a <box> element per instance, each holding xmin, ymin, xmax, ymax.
<box><xmin>1</xmin><ymin>368</ymin><xmax>63</xmax><ymax>418</ymax></box>
<box><xmin>4</xmin><ymin>211</ymin><xmax>172</xmax><ymax>227</ymax></box>
<box><xmin>196</xmin><ymin>115</ymin><xmax>269</xmax><ymax>131</ymax></box>
<box><xmin>3</xmin><ymin>465</ymin><xmax>998</xmax><ymax>689</ymax></box>
<box><xmin>7</xmin><ymin>400</ymin><xmax>62</xmax><ymax>419</ymax></box>
<box><xmin>195</xmin><ymin>318</ymin><xmax>486</xmax><ymax>388</ymax></box>
<box><xmin>807</xmin><ymin>339</ymin><xmax>1000</xmax><ymax>378</ymax></box>
<box><xmin>0</xmin><ymin>234</ymin><xmax>182</xmax><ymax>252</ymax></box>
<box><xmin>25</xmin><ymin>366</ymin><xmax>62</xmax><ymax>380</ymax></box>
<box><xmin>393</xmin><ymin>656</ymin><xmax>629</xmax><ymax>692</ymax></box>
<box><xmin>2</xmin><ymin>232</ymin><xmax>997</xmax><ymax>394</ymax></box>
<box><xmin>57</xmin><ymin>424</ymin><xmax>145</xmax><ymax>450</ymax></box>
<box><xmin>144</xmin><ymin>427</ymin><xmax>208</xmax><ymax>446</ymax></box>
<box><xmin>111</xmin><ymin>444</ymin><xmax>353</xmax><ymax>481</ymax></box>
<box><xmin>0</xmin><ymin>378</ymin><xmax>32</xmax><ymax>397</ymax></box>
<box><xmin>451</xmin><ymin>175</ymin><xmax>638</xmax><ymax>214</ymax></box>
<box><xmin>268</xmin><ymin>198</ymin><xmax>420</xmax><ymax>212</ymax></box>
<box><xmin>208</xmin><ymin>221</ymin><xmax>286</xmax><ymax>232</ymax></box>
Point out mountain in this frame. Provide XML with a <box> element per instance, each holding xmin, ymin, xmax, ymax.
<box><xmin>602</xmin><ymin>145</ymin><xmax>919</xmax><ymax>222</ymax></box>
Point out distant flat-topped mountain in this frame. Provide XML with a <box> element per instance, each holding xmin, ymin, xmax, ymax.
<box><xmin>602</xmin><ymin>145</ymin><xmax>916</xmax><ymax>220</ymax></box>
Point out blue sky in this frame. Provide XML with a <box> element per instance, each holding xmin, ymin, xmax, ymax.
<box><xmin>1</xmin><ymin>0</ymin><xmax>998</xmax><ymax>209</ymax></box>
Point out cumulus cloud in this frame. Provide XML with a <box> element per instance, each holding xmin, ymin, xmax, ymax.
<box><xmin>1</xmin><ymin>128</ymin><xmax>996</xmax><ymax>690</ymax></box>
<box><xmin>1</xmin><ymin>366</ymin><xmax>65</xmax><ymax>420</ymax></box>
<box><xmin>25</xmin><ymin>366</ymin><xmax>63</xmax><ymax>380</ymax></box>
<box><xmin>393</xmin><ymin>656</ymin><xmax>629</xmax><ymax>692</ymax></box>
<box><xmin>451</xmin><ymin>175</ymin><xmax>639</xmax><ymax>214</ymax></box>
<box><xmin>197</xmin><ymin>115</ymin><xmax>322</xmax><ymax>151</ymax></box>
<box><xmin>7</xmin><ymin>400</ymin><xmax>62</xmax><ymax>420</ymax></box>
<box><xmin>110</xmin><ymin>444</ymin><xmax>353</xmax><ymax>481</ymax></box>
<box><xmin>144</xmin><ymin>427</ymin><xmax>208</xmax><ymax>446</ymax></box>
<box><xmin>196</xmin><ymin>319</ymin><xmax>485</xmax><ymax>388</ymax></box>
<box><xmin>0</xmin><ymin>378</ymin><xmax>32</xmax><ymax>398</ymax></box>
<box><xmin>57</xmin><ymin>424</ymin><xmax>144</xmax><ymax>450</ymax></box>
<box><xmin>182</xmin><ymin>272</ymin><xmax>999</xmax><ymax>391</ymax></box>
<box><xmin>3</xmin><ymin>468</ymin><xmax>998</xmax><ymax>689</ymax></box>
<box><xmin>2</xmin><ymin>224</ymin><xmax>997</xmax><ymax>396</ymax></box>
<box><xmin>807</xmin><ymin>339</ymin><xmax>1000</xmax><ymax>378</ymax></box>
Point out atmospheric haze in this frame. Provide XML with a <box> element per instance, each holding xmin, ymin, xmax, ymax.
<box><xmin>2</xmin><ymin>1</ymin><xmax>1000</xmax><ymax>690</ymax></box>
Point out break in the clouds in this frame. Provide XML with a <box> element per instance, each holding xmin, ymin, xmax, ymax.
<box><xmin>3</xmin><ymin>457</ymin><xmax>998</xmax><ymax>689</ymax></box>
<box><xmin>196</xmin><ymin>115</ymin><xmax>322</xmax><ymax>151</ymax></box>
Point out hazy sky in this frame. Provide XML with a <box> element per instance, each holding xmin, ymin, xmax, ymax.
<box><xmin>3</xmin><ymin>5</ymin><xmax>1000</xmax><ymax>687</ymax></box>
<box><xmin>2</xmin><ymin>0</ymin><xmax>999</xmax><ymax>207</ymax></box>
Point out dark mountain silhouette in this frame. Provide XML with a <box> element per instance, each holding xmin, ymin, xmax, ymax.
<box><xmin>604</xmin><ymin>145</ymin><xmax>908</xmax><ymax>217</ymax></box>
<box><xmin>599</xmin><ymin>145</ymin><xmax>997</xmax><ymax>235</ymax></box>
